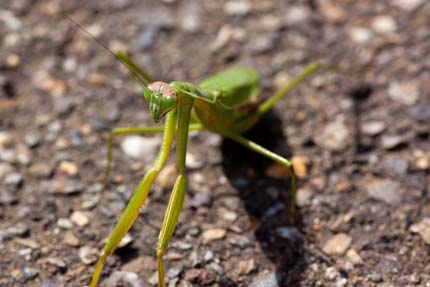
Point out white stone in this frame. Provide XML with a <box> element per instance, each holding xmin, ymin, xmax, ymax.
<box><xmin>372</xmin><ymin>16</ymin><xmax>397</xmax><ymax>34</ymax></box>
<box><xmin>121</xmin><ymin>136</ymin><xmax>161</xmax><ymax>159</ymax></box>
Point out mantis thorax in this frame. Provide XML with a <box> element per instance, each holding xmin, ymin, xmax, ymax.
<box><xmin>144</xmin><ymin>81</ymin><xmax>178</xmax><ymax>122</ymax></box>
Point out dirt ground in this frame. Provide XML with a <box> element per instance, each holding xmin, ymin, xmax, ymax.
<box><xmin>0</xmin><ymin>0</ymin><xmax>429</xmax><ymax>287</ymax></box>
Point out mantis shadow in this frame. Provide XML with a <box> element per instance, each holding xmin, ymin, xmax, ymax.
<box><xmin>221</xmin><ymin>110</ymin><xmax>306</xmax><ymax>287</ymax></box>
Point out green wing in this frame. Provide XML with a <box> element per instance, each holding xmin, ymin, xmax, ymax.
<box><xmin>199</xmin><ymin>67</ymin><xmax>261</xmax><ymax>108</ymax></box>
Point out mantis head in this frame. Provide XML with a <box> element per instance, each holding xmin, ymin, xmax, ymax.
<box><xmin>144</xmin><ymin>82</ymin><xmax>178</xmax><ymax>122</ymax></box>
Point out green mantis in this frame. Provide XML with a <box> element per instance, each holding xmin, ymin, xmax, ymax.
<box><xmin>89</xmin><ymin>58</ymin><xmax>327</xmax><ymax>287</ymax></box>
<box><xmin>70</xmin><ymin>17</ymin><xmax>330</xmax><ymax>287</ymax></box>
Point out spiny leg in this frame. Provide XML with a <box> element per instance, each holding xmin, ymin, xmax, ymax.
<box><xmin>89</xmin><ymin>111</ymin><xmax>178</xmax><ymax>287</ymax></box>
<box><xmin>223</xmin><ymin>131</ymin><xmax>297</xmax><ymax>218</ymax></box>
<box><xmin>255</xmin><ymin>63</ymin><xmax>334</xmax><ymax>117</ymax></box>
<box><xmin>156</xmin><ymin>98</ymin><xmax>194</xmax><ymax>287</ymax></box>
<box><xmin>105</xmin><ymin>123</ymin><xmax>203</xmax><ymax>177</ymax></box>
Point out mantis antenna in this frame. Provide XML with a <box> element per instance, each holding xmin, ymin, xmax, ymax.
<box><xmin>65</xmin><ymin>15</ymin><xmax>154</xmax><ymax>86</ymax></box>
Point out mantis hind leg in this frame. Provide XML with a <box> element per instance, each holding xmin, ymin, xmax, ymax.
<box><xmin>223</xmin><ymin>131</ymin><xmax>297</xmax><ymax>218</ymax></box>
<box><xmin>105</xmin><ymin>123</ymin><xmax>203</xmax><ymax>177</ymax></box>
<box><xmin>254</xmin><ymin>63</ymin><xmax>334</xmax><ymax>118</ymax></box>
<box><xmin>89</xmin><ymin>111</ymin><xmax>178</xmax><ymax>287</ymax></box>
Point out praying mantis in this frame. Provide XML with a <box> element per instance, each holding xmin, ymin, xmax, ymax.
<box><xmin>68</xmin><ymin>17</ymin><xmax>331</xmax><ymax>287</ymax></box>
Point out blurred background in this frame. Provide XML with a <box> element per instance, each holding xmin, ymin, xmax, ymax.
<box><xmin>0</xmin><ymin>0</ymin><xmax>429</xmax><ymax>286</ymax></box>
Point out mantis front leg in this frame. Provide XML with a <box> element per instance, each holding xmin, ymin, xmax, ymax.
<box><xmin>156</xmin><ymin>97</ymin><xmax>194</xmax><ymax>287</ymax></box>
<box><xmin>89</xmin><ymin>111</ymin><xmax>178</xmax><ymax>287</ymax></box>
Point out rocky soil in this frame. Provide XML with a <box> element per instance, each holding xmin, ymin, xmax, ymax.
<box><xmin>0</xmin><ymin>0</ymin><xmax>429</xmax><ymax>286</ymax></box>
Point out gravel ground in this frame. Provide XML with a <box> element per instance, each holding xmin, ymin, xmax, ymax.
<box><xmin>0</xmin><ymin>1</ymin><xmax>429</xmax><ymax>287</ymax></box>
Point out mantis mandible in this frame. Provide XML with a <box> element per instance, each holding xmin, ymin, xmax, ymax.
<box><xmin>69</xmin><ymin>17</ymin><xmax>330</xmax><ymax>287</ymax></box>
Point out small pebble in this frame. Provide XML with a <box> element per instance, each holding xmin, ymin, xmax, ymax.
<box><xmin>14</xmin><ymin>238</ymin><xmax>40</xmax><ymax>249</ymax></box>
<box><xmin>171</xmin><ymin>241</ymin><xmax>192</xmax><ymax>250</ymax></box>
<box><xmin>381</xmin><ymin>135</ymin><xmax>407</xmax><ymax>150</ymax></box>
<box><xmin>204</xmin><ymin>250</ymin><xmax>214</xmax><ymax>262</ymax></box>
<box><xmin>156</xmin><ymin>164</ymin><xmax>177</xmax><ymax>189</ymax></box>
<box><xmin>63</xmin><ymin>231</ymin><xmax>80</xmax><ymax>246</ymax></box>
<box><xmin>211</xmin><ymin>25</ymin><xmax>233</xmax><ymax>52</ymax></box>
<box><xmin>47</xmin><ymin>179</ymin><xmax>85</xmax><ymax>195</ymax></box>
<box><xmin>24</xmin><ymin>133</ymin><xmax>40</xmax><ymax>148</ymax></box>
<box><xmin>224</xmin><ymin>1</ymin><xmax>251</xmax><ymax>16</ymax></box>
<box><xmin>372</xmin><ymin>15</ymin><xmax>397</xmax><ymax>34</ymax></box>
<box><xmin>367</xmin><ymin>178</ymin><xmax>401</xmax><ymax>205</ymax></box>
<box><xmin>262</xmin><ymin>203</ymin><xmax>284</xmax><ymax>219</ymax></box>
<box><xmin>57</xmin><ymin>218</ymin><xmax>73</xmax><ymax>229</ymax></box>
<box><xmin>189</xmin><ymin>192</ymin><xmax>211</xmax><ymax>208</ymax></box>
<box><xmin>285</xmin><ymin>5</ymin><xmax>309</xmax><ymax>25</ymax></box>
<box><xmin>0</xmin><ymin>163</ymin><xmax>13</xmax><ymax>179</ymax></box>
<box><xmin>0</xmin><ymin>10</ymin><xmax>22</xmax><ymax>31</ymax></box>
<box><xmin>383</xmin><ymin>157</ymin><xmax>408</xmax><ymax>175</ymax></box>
<box><xmin>4</xmin><ymin>172</ymin><xmax>23</xmax><ymax>187</ymax></box>
<box><xmin>202</xmin><ymin>228</ymin><xmax>226</xmax><ymax>244</ymax></box>
<box><xmin>136</xmin><ymin>27</ymin><xmax>160</xmax><ymax>50</ymax></box>
<box><xmin>296</xmin><ymin>187</ymin><xmax>313</xmax><ymax>207</ymax></box>
<box><xmin>121</xmin><ymin>136</ymin><xmax>161</xmax><ymax>159</ymax></box>
<box><xmin>59</xmin><ymin>161</ymin><xmax>78</xmax><ymax>176</ymax></box>
<box><xmin>317</xmin><ymin>117</ymin><xmax>351</xmax><ymax>151</ymax></box>
<box><xmin>393</xmin><ymin>0</ymin><xmax>424</xmax><ymax>11</ymax></box>
<box><xmin>248</xmin><ymin>34</ymin><xmax>275</xmax><ymax>54</ymax></box>
<box><xmin>388</xmin><ymin>81</ymin><xmax>419</xmax><ymax>106</ymax></box>
<box><xmin>179</xmin><ymin>0</ymin><xmax>201</xmax><ymax>32</ymax></box>
<box><xmin>229</xmin><ymin>234</ymin><xmax>250</xmax><ymax>248</ymax></box>
<box><xmin>44</xmin><ymin>257</ymin><xmax>67</xmax><ymax>269</ymax></box>
<box><xmin>0</xmin><ymin>223</ymin><xmax>29</xmax><ymax>240</ymax></box>
<box><xmin>410</xmin><ymin>217</ymin><xmax>430</xmax><ymax>244</ymax></box>
<box><xmin>70</xmin><ymin>211</ymin><xmax>89</xmax><ymax>227</ymax></box>
<box><xmin>5</xmin><ymin>53</ymin><xmax>20</xmax><ymax>68</ymax></box>
<box><xmin>250</xmin><ymin>272</ymin><xmax>281</xmax><ymax>287</ymax></box>
<box><xmin>184</xmin><ymin>268</ymin><xmax>215</xmax><ymax>285</ymax></box>
<box><xmin>336</xmin><ymin>278</ymin><xmax>348</xmax><ymax>287</ymax></box>
<box><xmin>167</xmin><ymin>266</ymin><xmax>182</xmax><ymax>279</ymax></box>
<box><xmin>346</xmin><ymin>249</ymin><xmax>363</xmax><ymax>265</ymax></box>
<box><xmin>236</xmin><ymin>259</ymin><xmax>256</xmax><ymax>275</ymax></box>
<box><xmin>105</xmin><ymin>271</ymin><xmax>147</xmax><ymax>287</ymax></box>
<box><xmin>17</xmin><ymin>267</ymin><xmax>39</xmax><ymax>283</ymax></box>
<box><xmin>322</xmin><ymin>233</ymin><xmax>352</xmax><ymax>255</ymax></box>
<box><xmin>361</xmin><ymin>121</ymin><xmax>386</xmax><ymax>136</ymax></box>
<box><xmin>28</xmin><ymin>163</ymin><xmax>52</xmax><ymax>178</ymax></box>
<box><xmin>291</xmin><ymin>156</ymin><xmax>308</xmax><ymax>179</ymax></box>
<box><xmin>349</xmin><ymin>27</ymin><xmax>372</xmax><ymax>44</ymax></box>
<box><xmin>368</xmin><ymin>273</ymin><xmax>383</xmax><ymax>283</ymax></box>
<box><xmin>166</xmin><ymin>252</ymin><xmax>183</xmax><ymax>260</ymax></box>
<box><xmin>318</xmin><ymin>0</ymin><xmax>346</xmax><ymax>23</ymax></box>
<box><xmin>79</xmin><ymin>246</ymin><xmax>99</xmax><ymax>265</ymax></box>
<box><xmin>266</xmin><ymin>163</ymin><xmax>290</xmax><ymax>179</ymax></box>
<box><xmin>414</xmin><ymin>150</ymin><xmax>429</xmax><ymax>170</ymax></box>
<box><xmin>325</xmin><ymin>266</ymin><xmax>338</xmax><ymax>280</ymax></box>
<box><xmin>118</xmin><ymin>233</ymin><xmax>134</xmax><ymax>248</ymax></box>
<box><xmin>276</xmin><ymin>227</ymin><xmax>305</xmax><ymax>241</ymax></box>
<box><xmin>218</xmin><ymin>208</ymin><xmax>238</xmax><ymax>222</ymax></box>
<box><xmin>186</xmin><ymin>152</ymin><xmax>203</xmax><ymax>169</ymax></box>
<box><xmin>410</xmin><ymin>104</ymin><xmax>430</xmax><ymax>122</ymax></box>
